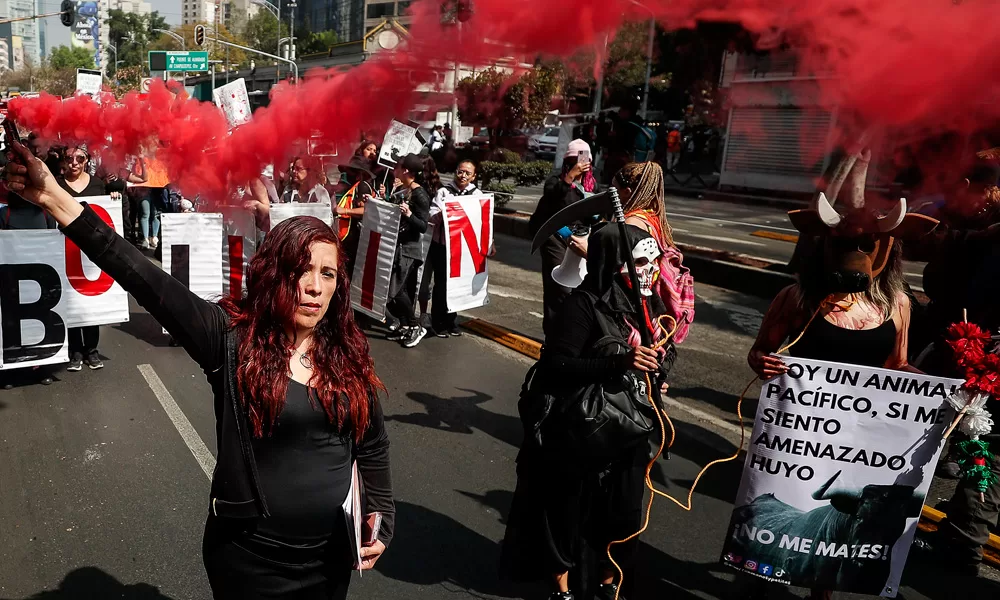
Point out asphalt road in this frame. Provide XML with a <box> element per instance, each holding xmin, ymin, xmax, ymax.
<box><xmin>1</xmin><ymin>253</ymin><xmax>994</xmax><ymax>599</ymax></box>
<box><xmin>504</xmin><ymin>190</ymin><xmax>928</xmax><ymax>293</ymax></box>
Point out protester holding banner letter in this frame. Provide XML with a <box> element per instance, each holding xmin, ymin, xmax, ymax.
<box><xmin>3</xmin><ymin>140</ymin><xmax>394</xmax><ymax>600</ymax></box>
<box><xmin>422</xmin><ymin>160</ymin><xmax>480</xmax><ymax>337</ymax></box>
<box><xmin>386</xmin><ymin>153</ymin><xmax>431</xmax><ymax>348</ymax></box>
<box><xmin>56</xmin><ymin>145</ymin><xmax>109</xmax><ymax>372</ymax></box>
<box><xmin>501</xmin><ymin>224</ymin><xmax>671</xmax><ymax>600</ymax></box>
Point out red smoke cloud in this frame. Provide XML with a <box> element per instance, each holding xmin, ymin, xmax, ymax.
<box><xmin>10</xmin><ymin>0</ymin><xmax>1000</xmax><ymax>202</ymax></box>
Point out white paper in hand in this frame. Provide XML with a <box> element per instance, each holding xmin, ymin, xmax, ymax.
<box><xmin>213</xmin><ymin>78</ymin><xmax>253</xmax><ymax>129</ymax></box>
<box><xmin>342</xmin><ymin>461</ymin><xmax>363</xmax><ymax>573</ymax></box>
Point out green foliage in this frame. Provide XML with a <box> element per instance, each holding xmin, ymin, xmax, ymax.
<box><xmin>48</xmin><ymin>45</ymin><xmax>95</xmax><ymax>70</ymax></box>
<box><xmin>492</xmin><ymin>148</ymin><xmax>521</xmax><ymax>164</ymax></box>
<box><xmin>109</xmin><ymin>65</ymin><xmax>145</xmax><ymax>96</ymax></box>
<box><xmin>515</xmin><ymin>161</ymin><xmax>553</xmax><ymax>187</ymax></box>
<box><xmin>105</xmin><ymin>9</ymin><xmax>170</xmax><ymax>70</ymax></box>
<box><xmin>241</xmin><ymin>10</ymin><xmax>290</xmax><ymax>57</ymax></box>
<box><xmin>479</xmin><ymin>160</ymin><xmax>553</xmax><ymax>189</ymax></box>
<box><xmin>481</xmin><ymin>182</ymin><xmax>515</xmax><ymax>206</ymax></box>
<box><xmin>457</xmin><ymin>66</ymin><xmax>560</xmax><ymax>134</ymax></box>
<box><xmin>299</xmin><ymin>30</ymin><xmax>339</xmax><ymax>56</ymax></box>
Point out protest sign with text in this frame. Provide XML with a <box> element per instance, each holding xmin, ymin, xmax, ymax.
<box><xmin>377</xmin><ymin>120</ymin><xmax>417</xmax><ymax>168</ymax></box>
<box><xmin>0</xmin><ymin>231</ymin><xmax>69</xmax><ymax>369</ymax></box>
<box><xmin>62</xmin><ymin>196</ymin><xmax>129</xmax><ymax>328</ymax></box>
<box><xmin>160</xmin><ymin>213</ymin><xmax>224</xmax><ymax>305</ymax></box>
<box><xmin>719</xmin><ymin>357</ymin><xmax>963</xmax><ymax>597</ymax></box>
<box><xmin>351</xmin><ymin>199</ymin><xmax>399</xmax><ymax>321</ymax></box>
<box><xmin>443</xmin><ymin>194</ymin><xmax>493</xmax><ymax>312</ymax></box>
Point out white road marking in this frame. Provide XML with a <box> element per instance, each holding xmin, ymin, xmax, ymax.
<box><xmin>670</xmin><ymin>227</ymin><xmax>691</xmax><ymax>233</ymax></box>
<box><xmin>684</xmin><ymin>233</ymin><xmax>766</xmax><ymax>247</ymax></box>
<box><xmin>529</xmin><ymin>311</ymin><xmax>544</xmax><ymax>319</ymax></box>
<box><xmin>663</xmin><ymin>397</ymin><xmax>752</xmax><ymax>441</ymax></box>
<box><xmin>489</xmin><ymin>285</ymin><xmax>543</xmax><ymax>302</ymax></box>
<box><xmin>670</xmin><ymin>211</ymin><xmax>799</xmax><ymax>233</ymax></box>
<box><xmin>138</xmin><ymin>364</ymin><xmax>215</xmax><ymax>481</ymax></box>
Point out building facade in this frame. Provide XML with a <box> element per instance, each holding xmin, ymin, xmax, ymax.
<box><xmin>0</xmin><ymin>0</ymin><xmax>40</xmax><ymax>66</ymax></box>
<box><xmin>182</xmin><ymin>0</ymin><xmax>217</xmax><ymax>25</ymax></box>
<box><xmin>108</xmin><ymin>0</ymin><xmax>152</xmax><ymax>16</ymax></box>
<box><xmin>363</xmin><ymin>0</ymin><xmax>409</xmax><ymax>32</ymax></box>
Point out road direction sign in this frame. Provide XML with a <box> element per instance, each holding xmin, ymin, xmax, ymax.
<box><xmin>148</xmin><ymin>51</ymin><xmax>209</xmax><ymax>72</ymax></box>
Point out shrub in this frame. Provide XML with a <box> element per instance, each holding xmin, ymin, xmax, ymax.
<box><xmin>515</xmin><ymin>161</ymin><xmax>553</xmax><ymax>187</ymax></box>
<box><xmin>494</xmin><ymin>148</ymin><xmax>523</xmax><ymax>164</ymax></box>
<box><xmin>481</xmin><ymin>181</ymin><xmax>516</xmax><ymax>207</ymax></box>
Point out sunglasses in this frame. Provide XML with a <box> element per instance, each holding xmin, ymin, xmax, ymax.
<box><xmin>65</xmin><ymin>155</ymin><xmax>88</xmax><ymax>164</ymax></box>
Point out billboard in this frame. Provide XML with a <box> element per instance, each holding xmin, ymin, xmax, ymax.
<box><xmin>70</xmin><ymin>1</ymin><xmax>101</xmax><ymax>68</ymax></box>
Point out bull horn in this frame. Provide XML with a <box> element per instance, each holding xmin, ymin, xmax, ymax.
<box><xmin>877</xmin><ymin>198</ymin><xmax>907</xmax><ymax>232</ymax></box>
<box><xmin>816</xmin><ymin>192</ymin><xmax>842</xmax><ymax>228</ymax></box>
<box><xmin>843</xmin><ymin>149</ymin><xmax>871</xmax><ymax>211</ymax></box>
<box><xmin>823</xmin><ymin>155</ymin><xmax>857</xmax><ymax>207</ymax></box>
<box><xmin>811</xmin><ymin>470</ymin><xmax>862</xmax><ymax>501</ymax></box>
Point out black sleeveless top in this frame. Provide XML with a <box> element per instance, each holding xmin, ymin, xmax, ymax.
<box><xmin>789</xmin><ymin>316</ymin><xmax>896</xmax><ymax>368</ymax></box>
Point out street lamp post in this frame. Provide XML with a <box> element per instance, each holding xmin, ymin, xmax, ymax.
<box><xmin>152</xmin><ymin>28</ymin><xmax>185</xmax><ymax>51</ymax></box>
<box><xmin>287</xmin><ymin>2</ymin><xmax>297</xmax><ymax>61</ymax></box>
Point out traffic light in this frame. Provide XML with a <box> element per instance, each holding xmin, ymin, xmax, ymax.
<box><xmin>194</xmin><ymin>24</ymin><xmax>206</xmax><ymax>47</ymax></box>
<box><xmin>60</xmin><ymin>0</ymin><xmax>75</xmax><ymax>27</ymax></box>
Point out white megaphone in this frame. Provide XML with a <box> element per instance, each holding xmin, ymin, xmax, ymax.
<box><xmin>552</xmin><ymin>244</ymin><xmax>588</xmax><ymax>289</ymax></box>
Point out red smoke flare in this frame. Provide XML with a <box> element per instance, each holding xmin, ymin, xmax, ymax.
<box><xmin>9</xmin><ymin>0</ymin><xmax>1000</xmax><ymax>203</ymax></box>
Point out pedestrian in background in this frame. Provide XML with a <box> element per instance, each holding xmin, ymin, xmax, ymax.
<box><xmin>56</xmin><ymin>145</ymin><xmax>107</xmax><ymax>372</ymax></box>
<box><xmin>528</xmin><ymin>139</ymin><xmax>595</xmax><ymax>340</ymax></box>
<box><xmin>4</xmin><ymin>140</ymin><xmax>394</xmax><ymax>600</ymax></box>
<box><xmin>282</xmin><ymin>157</ymin><xmax>331</xmax><ymax>204</ymax></box>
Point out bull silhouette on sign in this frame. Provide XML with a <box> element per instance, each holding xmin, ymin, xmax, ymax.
<box><xmin>727</xmin><ymin>470</ymin><xmax>925</xmax><ymax>593</ymax></box>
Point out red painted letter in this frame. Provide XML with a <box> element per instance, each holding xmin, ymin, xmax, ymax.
<box><xmin>446</xmin><ymin>197</ymin><xmax>491</xmax><ymax>278</ymax></box>
<box><xmin>227</xmin><ymin>235</ymin><xmax>244</xmax><ymax>298</ymax></box>
<box><xmin>65</xmin><ymin>204</ymin><xmax>114</xmax><ymax>296</ymax></box>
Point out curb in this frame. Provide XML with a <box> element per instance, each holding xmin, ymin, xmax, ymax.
<box><xmin>918</xmin><ymin>506</ymin><xmax>1000</xmax><ymax>568</ymax></box>
<box><xmin>494</xmin><ymin>213</ymin><xmax>794</xmax><ymax>300</ymax></box>
<box><xmin>461</xmin><ymin>318</ymin><xmax>541</xmax><ymax>360</ymax></box>
<box><xmin>663</xmin><ymin>186</ymin><xmax>810</xmax><ymax>212</ymax></box>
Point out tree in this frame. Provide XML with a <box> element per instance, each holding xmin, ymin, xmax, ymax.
<box><xmin>105</xmin><ymin>9</ymin><xmax>175</xmax><ymax>70</ymax></box>
<box><xmin>298</xmin><ymin>30</ymin><xmax>339</xmax><ymax>57</ymax></box>
<box><xmin>241</xmin><ymin>10</ymin><xmax>289</xmax><ymax>57</ymax></box>
<box><xmin>149</xmin><ymin>23</ymin><xmax>249</xmax><ymax>69</ymax></box>
<box><xmin>457</xmin><ymin>66</ymin><xmax>560</xmax><ymax>147</ymax></box>
<box><xmin>48</xmin><ymin>45</ymin><xmax>96</xmax><ymax>70</ymax></box>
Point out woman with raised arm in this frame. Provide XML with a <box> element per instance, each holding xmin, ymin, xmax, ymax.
<box><xmin>3</xmin><ymin>141</ymin><xmax>393</xmax><ymax>600</ymax></box>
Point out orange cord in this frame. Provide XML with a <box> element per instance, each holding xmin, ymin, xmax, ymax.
<box><xmin>605</xmin><ymin>301</ymin><xmax>829</xmax><ymax>600</ymax></box>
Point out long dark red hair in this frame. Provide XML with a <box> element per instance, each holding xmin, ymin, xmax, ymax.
<box><xmin>220</xmin><ymin>216</ymin><xmax>384</xmax><ymax>442</ymax></box>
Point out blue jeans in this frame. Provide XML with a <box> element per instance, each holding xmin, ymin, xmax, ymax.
<box><xmin>139</xmin><ymin>188</ymin><xmax>165</xmax><ymax>241</ymax></box>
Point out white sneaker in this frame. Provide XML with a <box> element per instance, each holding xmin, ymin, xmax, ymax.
<box><xmin>402</xmin><ymin>326</ymin><xmax>427</xmax><ymax>348</ymax></box>
<box><xmin>150</xmin><ymin>236</ymin><xmax>159</xmax><ymax>249</ymax></box>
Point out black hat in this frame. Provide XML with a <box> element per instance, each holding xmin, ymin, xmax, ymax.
<box><xmin>340</xmin><ymin>155</ymin><xmax>374</xmax><ymax>180</ymax></box>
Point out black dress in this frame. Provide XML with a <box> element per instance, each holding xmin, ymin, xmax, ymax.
<box><xmin>789</xmin><ymin>316</ymin><xmax>896</xmax><ymax>368</ymax></box>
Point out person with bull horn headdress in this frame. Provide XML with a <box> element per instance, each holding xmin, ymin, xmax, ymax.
<box><xmin>746</xmin><ymin>149</ymin><xmax>939</xmax><ymax>599</ymax></box>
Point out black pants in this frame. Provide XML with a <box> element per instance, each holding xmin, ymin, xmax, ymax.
<box><xmin>203</xmin><ymin>518</ymin><xmax>351</xmax><ymax>600</ymax></box>
<box><xmin>387</xmin><ymin>253</ymin><xmax>419</xmax><ymax>327</ymax></box>
<box><xmin>68</xmin><ymin>326</ymin><xmax>99</xmax><ymax>356</ymax></box>
<box><xmin>939</xmin><ymin>433</ymin><xmax>1000</xmax><ymax>564</ymax></box>
<box><xmin>428</xmin><ymin>242</ymin><xmax>457</xmax><ymax>332</ymax></box>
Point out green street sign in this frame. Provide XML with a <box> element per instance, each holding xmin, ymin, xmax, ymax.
<box><xmin>148</xmin><ymin>51</ymin><xmax>209</xmax><ymax>72</ymax></box>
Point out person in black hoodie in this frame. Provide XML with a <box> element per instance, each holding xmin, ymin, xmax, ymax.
<box><xmin>3</xmin><ymin>140</ymin><xmax>394</xmax><ymax>600</ymax></box>
<box><xmin>385</xmin><ymin>153</ymin><xmax>431</xmax><ymax>348</ymax></box>
<box><xmin>528</xmin><ymin>140</ymin><xmax>597</xmax><ymax>339</ymax></box>
<box><xmin>502</xmin><ymin>223</ymin><xmax>673</xmax><ymax>600</ymax></box>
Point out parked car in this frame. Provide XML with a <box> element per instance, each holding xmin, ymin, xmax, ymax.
<box><xmin>468</xmin><ymin>128</ymin><xmax>530</xmax><ymax>157</ymax></box>
<box><xmin>528</xmin><ymin>127</ymin><xmax>560</xmax><ymax>160</ymax></box>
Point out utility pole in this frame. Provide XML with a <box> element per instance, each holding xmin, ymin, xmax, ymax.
<box><xmin>640</xmin><ymin>18</ymin><xmax>655</xmax><ymax>120</ymax></box>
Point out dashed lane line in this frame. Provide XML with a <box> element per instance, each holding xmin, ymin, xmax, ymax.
<box><xmin>138</xmin><ymin>364</ymin><xmax>215</xmax><ymax>481</ymax></box>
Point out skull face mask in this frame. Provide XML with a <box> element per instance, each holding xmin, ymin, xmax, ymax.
<box><xmin>620</xmin><ymin>236</ymin><xmax>662</xmax><ymax>296</ymax></box>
